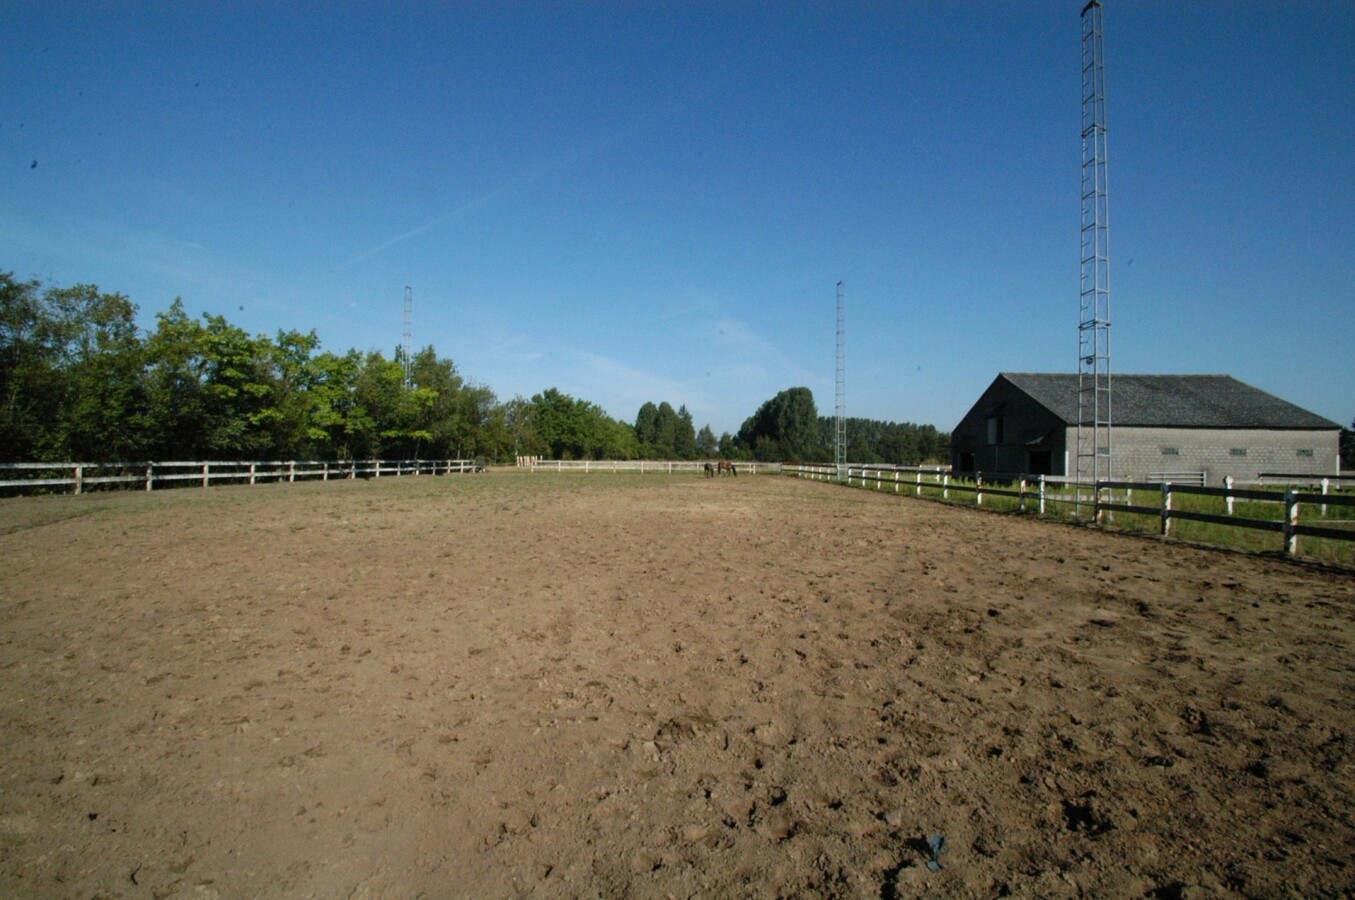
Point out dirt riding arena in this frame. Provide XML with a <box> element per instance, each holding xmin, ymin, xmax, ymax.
<box><xmin>1</xmin><ymin>473</ymin><xmax>1352</xmax><ymax>898</ymax></box>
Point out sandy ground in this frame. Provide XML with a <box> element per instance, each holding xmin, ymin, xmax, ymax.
<box><xmin>0</xmin><ymin>472</ymin><xmax>1352</xmax><ymax>899</ymax></box>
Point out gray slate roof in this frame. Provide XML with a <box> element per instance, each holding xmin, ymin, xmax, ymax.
<box><xmin>1001</xmin><ymin>373</ymin><xmax>1339</xmax><ymax>429</ymax></box>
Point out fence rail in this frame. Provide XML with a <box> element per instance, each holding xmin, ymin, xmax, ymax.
<box><xmin>0</xmin><ymin>458</ymin><xmax>484</xmax><ymax>496</ymax></box>
<box><xmin>1095</xmin><ymin>480</ymin><xmax>1355</xmax><ymax>557</ymax></box>
<box><xmin>525</xmin><ymin>459</ymin><xmax>780</xmax><ymax>475</ymax></box>
<box><xmin>1257</xmin><ymin>472</ymin><xmax>1355</xmax><ymax>488</ymax></box>
<box><xmin>789</xmin><ymin>464</ymin><xmax>1086</xmax><ymax>513</ymax></box>
<box><xmin>784</xmin><ymin>464</ymin><xmax>1355</xmax><ymax>561</ymax></box>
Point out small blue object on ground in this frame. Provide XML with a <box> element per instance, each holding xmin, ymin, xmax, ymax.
<box><xmin>926</xmin><ymin>833</ymin><xmax>947</xmax><ymax>871</ymax></box>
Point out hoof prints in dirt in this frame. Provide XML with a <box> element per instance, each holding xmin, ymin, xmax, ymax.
<box><xmin>0</xmin><ymin>477</ymin><xmax>1352</xmax><ymax>897</ymax></box>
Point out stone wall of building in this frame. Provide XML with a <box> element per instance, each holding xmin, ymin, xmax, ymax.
<box><xmin>1070</xmin><ymin>427</ymin><xmax>1340</xmax><ymax>484</ymax></box>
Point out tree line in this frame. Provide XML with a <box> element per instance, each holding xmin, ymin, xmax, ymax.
<box><xmin>734</xmin><ymin>386</ymin><xmax>949</xmax><ymax>464</ymax></box>
<box><xmin>0</xmin><ymin>273</ymin><xmax>951</xmax><ymax>465</ymax></box>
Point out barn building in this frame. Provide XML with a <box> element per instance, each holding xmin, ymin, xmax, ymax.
<box><xmin>951</xmin><ymin>373</ymin><xmax>1341</xmax><ymax>484</ymax></box>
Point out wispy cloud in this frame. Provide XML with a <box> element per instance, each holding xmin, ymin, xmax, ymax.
<box><xmin>2</xmin><ymin>210</ymin><xmax>237</xmax><ymax>305</ymax></box>
<box><xmin>345</xmin><ymin>189</ymin><xmax>509</xmax><ymax>267</ymax></box>
<box><xmin>570</xmin><ymin>350</ymin><xmax>708</xmax><ymax>412</ymax></box>
<box><xmin>348</xmin><ymin>132</ymin><xmax>629</xmax><ymax>267</ymax></box>
<box><xmin>710</xmin><ymin>316</ymin><xmax>820</xmax><ymax>386</ymax></box>
<box><xmin>346</xmin><ymin>86</ymin><xmax>699</xmax><ymax>267</ymax></box>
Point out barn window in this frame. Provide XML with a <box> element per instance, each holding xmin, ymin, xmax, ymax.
<box><xmin>1297</xmin><ymin>448</ymin><xmax>1314</xmax><ymax>458</ymax></box>
<box><xmin>1160</xmin><ymin>447</ymin><xmax>1179</xmax><ymax>456</ymax></box>
<box><xmin>986</xmin><ymin>417</ymin><xmax>1004</xmax><ymax>445</ymax></box>
<box><xmin>1230</xmin><ymin>448</ymin><xmax>1247</xmax><ymax>457</ymax></box>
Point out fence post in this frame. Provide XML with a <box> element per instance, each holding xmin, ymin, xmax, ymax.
<box><xmin>1038</xmin><ymin>475</ymin><xmax>1046</xmax><ymax>515</ymax></box>
<box><xmin>1224</xmin><ymin>476</ymin><xmax>1235</xmax><ymax>515</ymax></box>
<box><xmin>1284</xmin><ymin>491</ymin><xmax>1299</xmax><ymax>556</ymax></box>
<box><xmin>942</xmin><ymin>473</ymin><xmax>949</xmax><ymax>500</ymax></box>
<box><xmin>1321</xmin><ymin>478</ymin><xmax>1330</xmax><ymax>517</ymax></box>
<box><xmin>145</xmin><ymin>463</ymin><xmax>154</xmax><ymax>491</ymax></box>
<box><xmin>73</xmin><ymin>464</ymin><xmax>83</xmax><ymax>495</ymax></box>
<box><xmin>1018</xmin><ymin>477</ymin><xmax>1027</xmax><ymax>512</ymax></box>
<box><xmin>976</xmin><ymin>473</ymin><xmax>983</xmax><ymax>507</ymax></box>
<box><xmin>894</xmin><ymin>470</ymin><xmax>900</xmax><ymax>493</ymax></box>
<box><xmin>202</xmin><ymin>462</ymin><xmax>210</xmax><ymax>488</ymax></box>
<box><xmin>249</xmin><ymin>463</ymin><xmax>257</xmax><ymax>485</ymax></box>
<box><xmin>916</xmin><ymin>469</ymin><xmax>922</xmax><ymax>497</ymax></box>
<box><xmin>289</xmin><ymin>460</ymin><xmax>296</xmax><ymax>483</ymax></box>
<box><xmin>1161</xmin><ymin>482</ymin><xmax>1172</xmax><ymax>536</ymax></box>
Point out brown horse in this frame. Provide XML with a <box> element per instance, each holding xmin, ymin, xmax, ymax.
<box><xmin>717</xmin><ymin>460</ymin><xmax>737</xmax><ymax>477</ymax></box>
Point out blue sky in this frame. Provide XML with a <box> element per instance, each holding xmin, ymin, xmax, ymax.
<box><xmin>4</xmin><ymin>1</ymin><xmax>1352</xmax><ymax>436</ymax></box>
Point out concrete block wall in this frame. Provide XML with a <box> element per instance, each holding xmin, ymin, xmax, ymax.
<box><xmin>1081</xmin><ymin>427</ymin><xmax>1340</xmax><ymax>484</ymax></box>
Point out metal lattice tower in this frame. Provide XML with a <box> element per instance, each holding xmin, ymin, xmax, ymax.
<box><xmin>401</xmin><ymin>285</ymin><xmax>413</xmax><ymax>387</ymax></box>
<box><xmin>835</xmin><ymin>280</ymin><xmax>846</xmax><ymax>479</ymax></box>
<box><xmin>1077</xmin><ymin>0</ymin><xmax>1112</xmax><ymax>494</ymax></box>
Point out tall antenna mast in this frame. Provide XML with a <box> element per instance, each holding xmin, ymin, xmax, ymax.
<box><xmin>402</xmin><ymin>284</ymin><xmax>413</xmax><ymax>387</ymax></box>
<box><xmin>835</xmin><ymin>280</ymin><xmax>846</xmax><ymax>480</ymax></box>
<box><xmin>1077</xmin><ymin>0</ymin><xmax>1112</xmax><ymax>498</ymax></box>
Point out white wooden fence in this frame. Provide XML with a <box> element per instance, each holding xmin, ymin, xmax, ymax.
<box><xmin>1095</xmin><ymin>479</ymin><xmax>1355</xmax><ymax>557</ymax></box>
<box><xmin>525</xmin><ymin>459</ymin><xmax>780</xmax><ymax>475</ymax></box>
<box><xmin>788</xmin><ymin>464</ymin><xmax>1088</xmax><ymax>514</ymax></box>
<box><xmin>783</xmin><ymin>464</ymin><xmax>1355</xmax><ymax>559</ymax></box>
<box><xmin>0</xmin><ymin>458</ymin><xmax>484</xmax><ymax>496</ymax></box>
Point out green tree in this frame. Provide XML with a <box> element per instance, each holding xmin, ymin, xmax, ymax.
<box><xmin>674</xmin><ymin>405</ymin><xmax>697</xmax><ymax>459</ymax></box>
<box><xmin>651</xmin><ymin>401</ymin><xmax>679</xmax><ymax>459</ymax></box>
<box><xmin>696</xmin><ymin>424</ymin><xmax>717</xmax><ymax>458</ymax></box>
<box><xmin>739</xmin><ymin>387</ymin><xmax>822</xmax><ymax>461</ymax></box>
<box><xmin>0</xmin><ymin>279</ymin><xmax>151</xmax><ymax>460</ymax></box>
<box><xmin>635</xmin><ymin>402</ymin><xmax>659</xmax><ymax>453</ymax></box>
<box><xmin>198</xmin><ymin>314</ymin><xmax>276</xmax><ymax>457</ymax></box>
<box><xmin>57</xmin><ymin>286</ymin><xmax>148</xmax><ymax>460</ymax></box>
<box><xmin>258</xmin><ymin>328</ymin><xmax>322</xmax><ymax>458</ymax></box>
<box><xmin>468</xmin><ymin>388</ymin><xmax>513</xmax><ymax>463</ymax></box>
<box><xmin>306</xmin><ymin>349</ymin><xmax>366</xmax><ymax>459</ymax></box>
<box><xmin>353</xmin><ymin>350</ymin><xmax>438</xmax><ymax>459</ymax></box>
<box><xmin>503</xmin><ymin>395</ymin><xmax>541</xmax><ymax>459</ymax></box>
<box><xmin>595</xmin><ymin>413</ymin><xmax>641</xmax><ymax>460</ymax></box>
<box><xmin>409</xmin><ymin>346</ymin><xmax>465</xmax><ymax>457</ymax></box>
<box><xmin>0</xmin><ymin>274</ymin><xmax>62</xmax><ymax>460</ymax></box>
<box><xmin>530</xmin><ymin>388</ymin><xmax>637</xmax><ymax>459</ymax></box>
<box><xmin>816</xmin><ymin>416</ymin><xmax>952</xmax><ymax>466</ymax></box>
<box><xmin>530</xmin><ymin>388</ymin><xmax>590</xmax><ymax>459</ymax></box>
<box><xmin>5</xmin><ymin>272</ymin><xmax>753</xmax><ymax>467</ymax></box>
<box><xmin>143</xmin><ymin>299</ymin><xmax>210</xmax><ymax>458</ymax></box>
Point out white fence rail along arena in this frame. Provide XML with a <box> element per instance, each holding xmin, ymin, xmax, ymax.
<box><xmin>784</xmin><ymin>464</ymin><xmax>1355</xmax><ymax>560</ymax></box>
<box><xmin>0</xmin><ymin>458</ymin><xmax>484</xmax><ymax>496</ymax></box>
<box><xmin>522</xmin><ymin>459</ymin><xmax>779</xmax><ymax>475</ymax></box>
